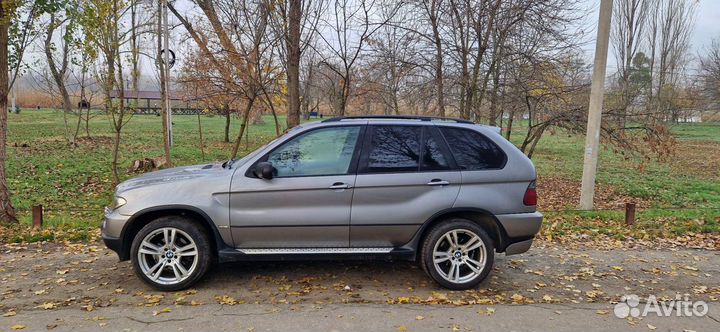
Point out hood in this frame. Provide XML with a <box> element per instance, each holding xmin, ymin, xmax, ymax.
<box><xmin>117</xmin><ymin>162</ymin><xmax>228</xmax><ymax>192</ymax></box>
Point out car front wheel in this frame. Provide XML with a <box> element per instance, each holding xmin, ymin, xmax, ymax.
<box><xmin>421</xmin><ymin>219</ymin><xmax>494</xmax><ymax>290</ymax></box>
<box><xmin>130</xmin><ymin>216</ymin><xmax>212</xmax><ymax>291</ymax></box>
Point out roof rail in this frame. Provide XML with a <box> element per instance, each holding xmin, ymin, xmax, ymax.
<box><xmin>321</xmin><ymin>115</ymin><xmax>474</xmax><ymax>124</ymax></box>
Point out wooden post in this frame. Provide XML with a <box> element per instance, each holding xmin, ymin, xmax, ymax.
<box><xmin>32</xmin><ymin>205</ymin><xmax>43</xmax><ymax>229</ymax></box>
<box><xmin>625</xmin><ymin>202</ymin><xmax>636</xmax><ymax>226</ymax></box>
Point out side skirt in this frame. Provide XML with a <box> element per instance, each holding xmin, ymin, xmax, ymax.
<box><xmin>217</xmin><ymin>247</ymin><xmax>416</xmax><ymax>263</ymax></box>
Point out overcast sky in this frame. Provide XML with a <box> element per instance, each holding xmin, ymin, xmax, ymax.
<box><xmin>582</xmin><ymin>0</ymin><xmax>720</xmax><ymax>66</ymax></box>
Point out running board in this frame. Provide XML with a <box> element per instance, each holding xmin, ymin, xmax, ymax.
<box><xmin>237</xmin><ymin>247</ymin><xmax>393</xmax><ymax>255</ymax></box>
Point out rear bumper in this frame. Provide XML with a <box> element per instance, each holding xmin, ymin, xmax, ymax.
<box><xmin>504</xmin><ymin>238</ymin><xmax>534</xmax><ymax>255</ymax></box>
<box><xmin>495</xmin><ymin>212</ymin><xmax>543</xmax><ymax>255</ymax></box>
<box><xmin>496</xmin><ymin>211</ymin><xmax>543</xmax><ymax>238</ymax></box>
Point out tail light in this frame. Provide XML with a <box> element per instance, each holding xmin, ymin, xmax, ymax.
<box><xmin>523</xmin><ymin>181</ymin><xmax>537</xmax><ymax>206</ymax></box>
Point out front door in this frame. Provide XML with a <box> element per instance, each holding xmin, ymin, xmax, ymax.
<box><xmin>229</xmin><ymin>125</ymin><xmax>364</xmax><ymax>248</ymax></box>
<box><xmin>350</xmin><ymin>125</ymin><xmax>461</xmax><ymax>247</ymax></box>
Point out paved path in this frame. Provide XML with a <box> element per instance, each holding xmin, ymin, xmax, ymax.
<box><xmin>1</xmin><ymin>241</ymin><xmax>719</xmax><ymax>331</ymax></box>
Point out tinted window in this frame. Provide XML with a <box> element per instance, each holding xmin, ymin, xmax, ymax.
<box><xmin>439</xmin><ymin>127</ymin><xmax>506</xmax><ymax>170</ymax></box>
<box><xmin>421</xmin><ymin>131</ymin><xmax>452</xmax><ymax>171</ymax></box>
<box><xmin>364</xmin><ymin>126</ymin><xmax>421</xmax><ymax>173</ymax></box>
<box><xmin>267</xmin><ymin>126</ymin><xmax>361</xmax><ymax>177</ymax></box>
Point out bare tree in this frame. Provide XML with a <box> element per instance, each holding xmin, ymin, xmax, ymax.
<box><xmin>77</xmin><ymin>0</ymin><xmax>134</xmax><ymax>183</ymax></box>
<box><xmin>316</xmin><ymin>0</ymin><xmax>398</xmax><ymax>116</ymax></box>
<box><xmin>645</xmin><ymin>0</ymin><xmax>697</xmax><ymax>121</ymax></box>
<box><xmin>365</xmin><ymin>6</ymin><xmax>419</xmax><ymax>115</ymax></box>
<box><xmin>170</xmin><ymin>0</ymin><xmax>277</xmax><ymax>158</ymax></box>
<box><xmin>700</xmin><ymin>40</ymin><xmax>720</xmax><ymax>108</ymax></box>
<box><xmin>0</xmin><ymin>0</ymin><xmax>38</xmax><ymax>223</ymax></box>
<box><xmin>611</xmin><ymin>0</ymin><xmax>649</xmax><ymax>126</ymax></box>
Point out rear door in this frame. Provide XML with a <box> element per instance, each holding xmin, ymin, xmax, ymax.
<box><xmin>349</xmin><ymin>124</ymin><xmax>460</xmax><ymax>247</ymax></box>
<box><xmin>229</xmin><ymin>125</ymin><xmax>364</xmax><ymax>248</ymax></box>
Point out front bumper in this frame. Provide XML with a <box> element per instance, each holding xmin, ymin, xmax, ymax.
<box><xmin>101</xmin><ymin>207</ymin><xmax>131</xmax><ymax>260</ymax></box>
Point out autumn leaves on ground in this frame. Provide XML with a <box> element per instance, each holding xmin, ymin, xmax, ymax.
<box><xmin>0</xmin><ymin>111</ymin><xmax>719</xmax><ymax>330</ymax></box>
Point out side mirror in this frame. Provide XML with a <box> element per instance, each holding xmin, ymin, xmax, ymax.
<box><xmin>254</xmin><ymin>162</ymin><xmax>276</xmax><ymax>180</ymax></box>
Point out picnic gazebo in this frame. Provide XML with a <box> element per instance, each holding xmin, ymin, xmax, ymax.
<box><xmin>109</xmin><ymin>90</ymin><xmax>203</xmax><ymax>115</ymax></box>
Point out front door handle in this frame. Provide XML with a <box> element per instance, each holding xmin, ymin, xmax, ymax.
<box><xmin>427</xmin><ymin>179</ymin><xmax>450</xmax><ymax>186</ymax></box>
<box><xmin>329</xmin><ymin>182</ymin><xmax>351</xmax><ymax>190</ymax></box>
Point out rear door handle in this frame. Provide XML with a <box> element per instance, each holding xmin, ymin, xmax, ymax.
<box><xmin>427</xmin><ymin>179</ymin><xmax>450</xmax><ymax>186</ymax></box>
<box><xmin>329</xmin><ymin>182</ymin><xmax>351</xmax><ymax>190</ymax></box>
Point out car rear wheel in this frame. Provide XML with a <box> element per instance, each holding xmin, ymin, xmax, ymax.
<box><xmin>421</xmin><ymin>219</ymin><xmax>494</xmax><ymax>290</ymax></box>
<box><xmin>130</xmin><ymin>216</ymin><xmax>212</xmax><ymax>291</ymax></box>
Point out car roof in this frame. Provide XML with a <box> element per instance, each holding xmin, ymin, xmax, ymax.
<box><xmin>298</xmin><ymin>116</ymin><xmax>501</xmax><ymax>134</ymax></box>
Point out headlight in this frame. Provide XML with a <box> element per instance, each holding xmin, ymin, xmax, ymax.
<box><xmin>111</xmin><ymin>196</ymin><xmax>127</xmax><ymax>210</ymax></box>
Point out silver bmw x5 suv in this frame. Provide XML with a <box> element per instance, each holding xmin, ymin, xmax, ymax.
<box><xmin>101</xmin><ymin>116</ymin><xmax>542</xmax><ymax>291</ymax></box>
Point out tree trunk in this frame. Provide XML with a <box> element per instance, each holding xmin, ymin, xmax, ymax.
<box><xmin>432</xmin><ymin>18</ymin><xmax>445</xmax><ymax>117</ymax></box>
<box><xmin>44</xmin><ymin>13</ymin><xmax>75</xmax><ymax>145</ymax></box>
<box><xmin>224</xmin><ymin>104</ymin><xmax>230</xmax><ymax>143</ymax></box>
<box><xmin>505</xmin><ymin>109</ymin><xmax>514</xmax><ymax>140</ymax></box>
<box><xmin>111</xmin><ymin>127</ymin><xmax>121</xmax><ymax>184</ymax></box>
<box><xmin>230</xmin><ymin>97</ymin><xmax>255</xmax><ymax>159</ymax></box>
<box><xmin>197</xmin><ymin>113</ymin><xmax>205</xmax><ymax>160</ymax></box>
<box><xmin>286</xmin><ymin>0</ymin><xmax>301</xmax><ymax>129</ymax></box>
<box><xmin>0</xmin><ymin>6</ymin><xmax>17</xmax><ymax>223</ymax></box>
<box><xmin>488</xmin><ymin>59</ymin><xmax>501</xmax><ymax>126</ymax></box>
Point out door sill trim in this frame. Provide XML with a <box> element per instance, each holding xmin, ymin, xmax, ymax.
<box><xmin>237</xmin><ymin>247</ymin><xmax>393</xmax><ymax>255</ymax></box>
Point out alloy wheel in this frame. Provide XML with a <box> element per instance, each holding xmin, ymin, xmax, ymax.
<box><xmin>137</xmin><ymin>227</ymin><xmax>199</xmax><ymax>285</ymax></box>
<box><xmin>432</xmin><ymin>229</ymin><xmax>487</xmax><ymax>284</ymax></box>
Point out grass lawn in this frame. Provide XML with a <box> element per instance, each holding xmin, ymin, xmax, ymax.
<box><xmin>2</xmin><ymin>109</ymin><xmax>719</xmax><ymax>242</ymax></box>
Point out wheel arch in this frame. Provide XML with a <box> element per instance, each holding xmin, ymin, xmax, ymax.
<box><xmin>118</xmin><ymin>205</ymin><xmax>226</xmax><ymax>261</ymax></box>
<box><xmin>409</xmin><ymin>207</ymin><xmax>510</xmax><ymax>260</ymax></box>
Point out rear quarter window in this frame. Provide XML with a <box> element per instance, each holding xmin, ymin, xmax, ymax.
<box><xmin>439</xmin><ymin>127</ymin><xmax>507</xmax><ymax>170</ymax></box>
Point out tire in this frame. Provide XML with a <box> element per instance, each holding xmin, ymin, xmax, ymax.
<box><xmin>420</xmin><ymin>219</ymin><xmax>495</xmax><ymax>290</ymax></box>
<box><xmin>130</xmin><ymin>216</ymin><xmax>212</xmax><ymax>291</ymax></box>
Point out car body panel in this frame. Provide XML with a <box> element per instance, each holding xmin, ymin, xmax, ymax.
<box><xmin>350</xmin><ymin>171</ymin><xmax>460</xmax><ymax>247</ymax></box>
<box><xmin>107</xmin><ymin>163</ymin><xmax>235</xmax><ymax>246</ymax></box>
<box><xmin>228</xmin><ymin>174</ymin><xmax>356</xmax><ymax>247</ymax></box>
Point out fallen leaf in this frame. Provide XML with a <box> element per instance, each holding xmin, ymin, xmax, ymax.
<box><xmin>215</xmin><ymin>295</ymin><xmax>244</xmax><ymax>305</ymax></box>
<box><xmin>11</xmin><ymin>325</ymin><xmax>25</xmax><ymax>330</ymax></box>
<box><xmin>396</xmin><ymin>325</ymin><xmax>408</xmax><ymax>332</ymax></box>
<box><xmin>647</xmin><ymin>324</ymin><xmax>657</xmax><ymax>330</ymax></box>
<box><xmin>415</xmin><ymin>315</ymin><xmax>424</xmax><ymax>320</ymax></box>
<box><xmin>3</xmin><ymin>311</ymin><xmax>17</xmax><ymax>317</ymax></box>
<box><xmin>153</xmin><ymin>307</ymin><xmax>172</xmax><ymax>316</ymax></box>
<box><xmin>37</xmin><ymin>302</ymin><xmax>57</xmax><ymax>310</ymax></box>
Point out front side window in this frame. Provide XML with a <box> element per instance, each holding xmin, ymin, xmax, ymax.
<box><xmin>364</xmin><ymin>126</ymin><xmax>421</xmax><ymax>173</ymax></box>
<box><xmin>266</xmin><ymin>126</ymin><xmax>361</xmax><ymax>177</ymax></box>
<box><xmin>439</xmin><ymin>127</ymin><xmax>506</xmax><ymax>170</ymax></box>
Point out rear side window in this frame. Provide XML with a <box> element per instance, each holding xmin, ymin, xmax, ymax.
<box><xmin>439</xmin><ymin>127</ymin><xmax>506</xmax><ymax>170</ymax></box>
<box><xmin>363</xmin><ymin>126</ymin><xmax>421</xmax><ymax>173</ymax></box>
<box><xmin>421</xmin><ymin>129</ymin><xmax>452</xmax><ymax>171</ymax></box>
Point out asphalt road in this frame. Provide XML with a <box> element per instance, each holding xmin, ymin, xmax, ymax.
<box><xmin>1</xmin><ymin>241</ymin><xmax>719</xmax><ymax>331</ymax></box>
